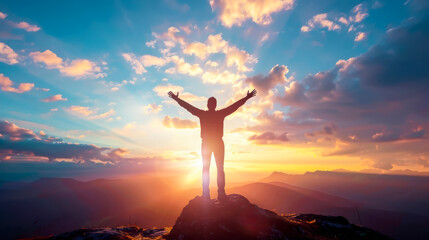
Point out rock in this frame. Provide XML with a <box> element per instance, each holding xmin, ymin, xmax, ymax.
<box><xmin>29</xmin><ymin>226</ymin><xmax>170</xmax><ymax>240</ymax></box>
<box><xmin>166</xmin><ymin>194</ymin><xmax>392</xmax><ymax>240</ymax></box>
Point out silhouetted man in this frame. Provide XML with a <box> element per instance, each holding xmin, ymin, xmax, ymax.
<box><xmin>168</xmin><ymin>89</ymin><xmax>257</xmax><ymax>200</ymax></box>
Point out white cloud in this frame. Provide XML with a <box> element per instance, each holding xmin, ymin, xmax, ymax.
<box><xmin>0</xmin><ymin>42</ymin><xmax>19</xmax><ymax>65</ymax></box>
<box><xmin>146</xmin><ymin>40</ymin><xmax>156</xmax><ymax>48</ymax></box>
<box><xmin>202</xmin><ymin>70</ymin><xmax>245</xmax><ymax>84</ymax></box>
<box><xmin>168</xmin><ymin>55</ymin><xmax>203</xmax><ymax>76</ymax></box>
<box><xmin>301</xmin><ymin>13</ymin><xmax>341</xmax><ymax>32</ymax></box>
<box><xmin>205</xmin><ymin>60</ymin><xmax>219</xmax><ymax>67</ymax></box>
<box><xmin>153</xmin><ymin>84</ymin><xmax>205</xmax><ymax>102</ymax></box>
<box><xmin>122</xmin><ymin>53</ymin><xmax>167</xmax><ymax>74</ymax></box>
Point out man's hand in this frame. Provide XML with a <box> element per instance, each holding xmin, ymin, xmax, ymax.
<box><xmin>246</xmin><ymin>89</ymin><xmax>257</xmax><ymax>99</ymax></box>
<box><xmin>168</xmin><ymin>91</ymin><xmax>179</xmax><ymax>101</ymax></box>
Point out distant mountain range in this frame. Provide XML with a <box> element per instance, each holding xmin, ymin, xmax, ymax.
<box><xmin>1</xmin><ymin>171</ymin><xmax>428</xmax><ymax>240</ymax></box>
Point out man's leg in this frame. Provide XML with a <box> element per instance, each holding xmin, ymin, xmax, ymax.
<box><xmin>201</xmin><ymin>140</ymin><xmax>212</xmax><ymax>199</ymax></box>
<box><xmin>213</xmin><ymin>139</ymin><xmax>226</xmax><ymax>200</ymax></box>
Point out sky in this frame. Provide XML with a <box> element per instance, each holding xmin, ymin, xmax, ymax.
<box><xmin>0</xmin><ymin>0</ymin><xmax>428</xmax><ymax>182</ymax></box>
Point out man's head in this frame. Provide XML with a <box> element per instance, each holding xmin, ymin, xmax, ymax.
<box><xmin>207</xmin><ymin>97</ymin><xmax>217</xmax><ymax>111</ymax></box>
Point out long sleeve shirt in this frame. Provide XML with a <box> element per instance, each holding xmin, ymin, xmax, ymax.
<box><xmin>176</xmin><ymin>97</ymin><xmax>248</xmax><ymax>140</ymax></box>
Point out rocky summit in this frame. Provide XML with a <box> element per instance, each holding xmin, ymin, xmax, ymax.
<box><xmin>32</xmin><ymin>194</ymin><xmax>393</xmax><ymax>240</ymax></box>
<box><xmin>166</xmin><ymin>194</ymin><xmax>392</xmax><ymax>240</ymax></box>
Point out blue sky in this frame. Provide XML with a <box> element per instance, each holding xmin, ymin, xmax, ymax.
<box><xmin>1</xmin><ymin>0</ymin><xmax>428</xmax><ymax>181</ymax></box>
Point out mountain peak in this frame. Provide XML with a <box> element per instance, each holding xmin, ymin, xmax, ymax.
<box><xmin>166</xmin><ymin>194</ymin><xmax>391</xmax><ymax>240</ymax></box>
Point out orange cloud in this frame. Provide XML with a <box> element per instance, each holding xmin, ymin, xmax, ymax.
<box><xmin>67</xmin><ymin>105</ymin><xmax>115</xmax><ymax>120</ymax></box>
<box><xmin>144</xmin><ymin>103</ymin><xmax>163</xmax><ymax>114</ymax></box>
<box><xmin>41</xmin><ymin>94</ymin><xmax>68</xmax><ymax>102</ymax></box>
<box><xmin>14</xmin><ymin>21</ymin><xmax>40</xmax><ymax>32</ymax></box>
<box><xmin>30</xmin><ymin>50</ymin><xmax>63</xmax><ymax>68</ymax></box>
<box><xmin>210</xmin><ymin>0</ymin><xmax>294</xmax><ymax>27</ymax></box>
<box><xmin>354</xmin><ymin>32</ymin><xmax>366</xmax><ymax>42</ymax></box>
<box><xmin>162</xmin><ymin>116</ymin><xmax>198</xmax><ymax>129</ymax></box>
<box><xmin>60</xmin><ymin>59</ymin><xmax>105</xmax><ymax>79</ymax></box>
<box><xmin>0</xmin><ymin>73</ymin><xmax>34</xmax><ymax>93</ymax></box>
<box><xmin>153</xmin><ymin>26</ymin><xmax>186</xmax><ymax>45</ymax></box>
<box><xmin>67</xmin><ymin>106</ymin><xmax>94</xmax><ymax>116</ymax></box>
<box><xmin>29</xmin><ymin>49</ymin><xmax>105</xmax><ymax>79</ymax></box>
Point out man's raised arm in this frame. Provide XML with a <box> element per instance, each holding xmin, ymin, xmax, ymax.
<box><xmin>220</xmin><ymin>89</ymin><xmax>257</xmax><ymax>117</ymax></box>
<box><xmin>168</xmin><ymin>91</ymin><xmax>203</xmax><ymax>117</ymax></box>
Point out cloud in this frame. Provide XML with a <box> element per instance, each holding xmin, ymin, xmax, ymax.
<box><xmin>162</xmin><ymin>116</ymin><xmax>198</xmax><ymax>129</ymax></box>
<box><xmin>248</xmin><ymin>131</ymin><xmax>289</xmax><ymax>144</ymax></box>
<box><xmin>29</xmin><ymin>50</ymin><xmax>63</xmax><ymax>68</ymax></box>
<box><xmin>59</xmin><ymin>59</ymin><xmax>105</xmax><ymax>79</ymax></box>
<box><xmin>122</xmin><ymin>53</ymin><xmax>167</xmax><ymax>74</ymax></box>
<box><xmin>205</xmin><ymin>60</ymin><xmax>219</xmax><ymax>67</ymax></box>
<box><xmin>13</xmin><ymin>21</ymin><xmax>40</xmax><ymax>32</ymax></box>
<box><xmin>41</xmin><ymin>94</ymin><xmax>68</xmax><ymax>102</ymax></box>
<box><xmin>153</xmin><ymin>26</ymin><xmax>186</xmax><ymax>45</ymax></box>
<box><xmin>144</xmin><ymin>103</ymin><xmax>163</xmax><ymax>114</ymax></box>
<box><xmin>153</xmin><ymin>84</ymin><xmax>206</xmax><ymax>102</ymax></box>
<box><xmin>0</xmin><ymin>42</ymin><xmax>19</xmax><ymax>64</ymax></box>
<box><xmin>372</xmin><ymin>127</ymin><xmax>425</xmax><ymax>142</ymax></box>
<box><xmin>183</xmin><ymin>42</ymin><xmax>210</xmax><ymax>59</ymax></box>
<box><xmin>0</xmin><ymin>120</ymin><xmax>38</xmax><ymax>141</ymax></box>
<box><xmin>168</xmin><ymin>56</ymin><xmax>203</xmax><ymax>76</ymax></box>
<box><xmin>146</xmin><ymin>40</ymin><xmax>156</xmax><ymax>48</ymax></box>
<box><xmin>122</xmin><ymin>53</ymin><xmax>145</xmax><ymax>74</ymax></box>
<box><xmin>354</xmin><ymin>32</ymin><xmax>367</xmax><ymax>41</ymax></box>
<box><xmin>245</xmin><ymin>65</ymin><xmax>289</xmax><ymax>95</ymax></box>
<box><xmin>68</xmin><ymin>106</ymin><xmax>94</xmax><ymax>116</ymax></box>
<box><xmin>0</xmin><ymin>120</ymin><xmax>125</xmax><ymax>163</ymax></box>
<box><xmin>301</xmin><ymin>13</ymin><xmax>341</xmax><ymax>32</ymax></box>
<box><xmin>182</xmin><ymin>33</ymin><xmax>228</xmax><ymax>60</ymax></box>
<box><xmin>225</xmin><ymin>46</ymin><xmax>257</xmax><ymax>72</ymax></box>
<box><xmin>351</xmin><ymin>4</ymin><xmax>368</xmax><ymax>23</ymax></box>
<box><xmin>302</xmin><ymin>4</ymin><xmax>368</xmax><ymax>35</ymax></box>
<box><xmin>0</xmin><ymin>73</ymin><xmax>34</xmax><ymax>93</ymax></box>
<box><xmin>181</xmin><ymin>33</ymin><xmax>255</xmax><ymax>72</ymax></box>
<box><xmin>0</xmin><ymin>12</ymin><xmax>7</xmax><ymax>19</ymax></box>
<box><xmin>67</xmin><ymin>106</ymin><xmax>115</xmax><ymax>120</ymax></box>
<box><xmin>202</xmin><ymin>70</ymin><xmax>245</xmax><ymax>84</ymax></box>
<box><xmin>271</xmin><ymin>17</ymin><xmax>429</xmax><ymax>168</ymax></box>
<box><xmin>29</xmin><ymin>49</ymin><xmax>105</xmax><ymax>79</ymax></box>
<box><xmin>210</xmin><ymin>0</ymin><xmax>294</xmax><ymax>27</ymax></box>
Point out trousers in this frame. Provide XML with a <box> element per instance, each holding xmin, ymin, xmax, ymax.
<box><xmin>201</xmin><ymin>138</ymin><xmax>225</xmax><ymax>195</ymax></box>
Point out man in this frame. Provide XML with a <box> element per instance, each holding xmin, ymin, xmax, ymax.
<box><xmin>168</xmin><ymin>89</ymin><xmax>257</xmax><ymax>200</ymax></box>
